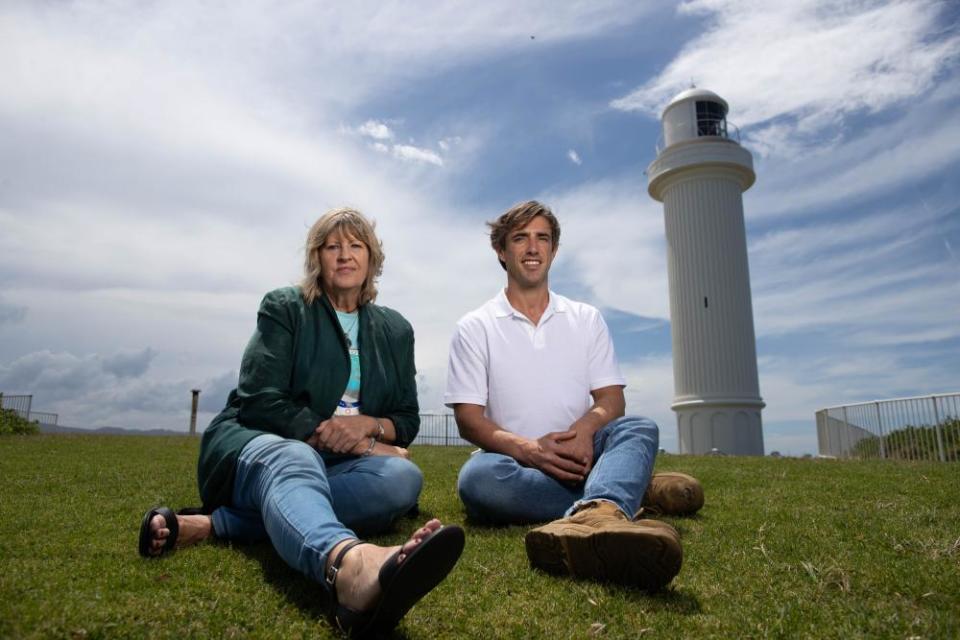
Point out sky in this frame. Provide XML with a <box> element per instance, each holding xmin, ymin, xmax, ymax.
<box><xmin>1</xmin><ymin>0</ymin><xmax>958</xmax><ymax>455</ymax></box>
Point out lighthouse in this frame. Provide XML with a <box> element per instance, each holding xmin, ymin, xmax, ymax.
<box><xmin>647</xmin><ymin>88</ymin><xmax>765</xmax><ymax>455</ymax></box>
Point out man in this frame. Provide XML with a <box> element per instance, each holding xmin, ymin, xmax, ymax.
<box><xmin>444</xmin><ymin>200</ymin><xmax>703</xmax><ymax>590</ymax></box>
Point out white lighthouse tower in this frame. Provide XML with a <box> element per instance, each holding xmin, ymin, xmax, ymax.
<box><xmin>647</xmin><ymin>88</ymin><xmax>765</xmax><ymax>455</ymax></box>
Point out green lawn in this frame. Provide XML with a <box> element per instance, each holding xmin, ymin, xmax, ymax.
<box><xmin>1</xmin><ymin>434</ymin><xmax>958</xmax><ymax>639</ymax></box>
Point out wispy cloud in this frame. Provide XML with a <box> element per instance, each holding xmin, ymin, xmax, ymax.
<box><xmin>392</xmin><ymin>144</ymin><xmax>444</xmax><ymax>166</ymax></box>
<box><xmin>544</xmin><ymin>179</ymin><xmax>669</xmax><ymax>319</ymax></box>
<box><xmin>612</xmin><ymin>0</ymin><xmax>960</xmax><ymax>157</ymax></box>
<box><xmin>567</xmin><ymin>149</ymin><xmax>582</xmax><ymax>165</ymax></box>
<box><xmin>620</xmin><ymin>356</ymin><xmax>677</xmax><ymax>451</ymax></box>
<box><xmin>438</xmin><ymin>136</ymin><xmax>462</xmax><ymax>151</ymax></box>
<box><xmin>747</xmin><ymin>79</ymin><xmax>960</xmax><ymax>218</ymax></box>
<box><xmin>2</xmin><ymin>0</ymin><xmax>956</xmax><ymax>446</ymax></box>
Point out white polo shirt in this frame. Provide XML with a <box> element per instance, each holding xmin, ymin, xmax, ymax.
<box><xmin>444</xmin><ymin>289</ymin><xmax>626</xmax><ymax>440</ymax></box>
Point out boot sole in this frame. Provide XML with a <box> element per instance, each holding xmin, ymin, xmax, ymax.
<box><xmin>525</xmin><ymin>522</ymin><xmax>682</xmax><ymax>590</ymax></box>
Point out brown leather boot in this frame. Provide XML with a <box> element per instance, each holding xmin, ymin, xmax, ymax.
<box><xmin>524</xmin><ymin>500</ymin><xmax>682</xmax><ymax>590</ymax></box>
<box><xmin>641</xmin><ymin>472</ymin><xmax>704</xmax><ymax>516</ymax></box>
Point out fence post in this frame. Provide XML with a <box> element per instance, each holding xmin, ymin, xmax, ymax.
<box><xmin>841</xmin><ymin>406</ymin><xmax>851</xmax><ymax>459</ymax></box>
<box><xmin>931</xmin><ymin>395</ymin><xmax>946</xmax><ymax>463</ymax></box>
<box><xmin>189</xmin><ymin>389</ymin><xmax>201</xmax><ymax>436</ymax></box>
<box><xmin>444</xmin><ymin>414</ymin><xmax>450</xmax><ymax>446</ymax></box>
<box><xmin>875</xmin><ymin>402</ymin><xmax>886</xmax><ymax>460</ymax></box>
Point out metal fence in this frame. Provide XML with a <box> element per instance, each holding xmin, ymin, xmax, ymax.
<box><xmin>28</xmin><ymin>411</ymin><xmax>60</xmax><ymax>425</ymax></box>
<box><xmin>415</xmin><ymin>413</ymin><xmax>471</xmax><ymax>446</ymax></box>
<box><xmin>0</xmin><ymin>393</ymin><xmax>32</xmax><ymax>418</ymax></box>
<box><xmin>0</xmin><ymin>393</ymin><xmax>59</xmax><ymax>425</ymax></box>
<box><xmin>815</xmin><ymin>393</ymin><xmax>960</xmax><ymax>462</ymax></box>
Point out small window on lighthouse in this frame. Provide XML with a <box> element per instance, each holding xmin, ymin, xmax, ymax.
<box><xmin>696</xmin><ymin>101</ymin><xmax>727</xmax><ymax>138</ymax></box>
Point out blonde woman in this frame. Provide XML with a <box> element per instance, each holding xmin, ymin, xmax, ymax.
<box><xmin>139</xmin><ymin>208</ymin><xmax>463</xmax><ymax>638</ymax></box>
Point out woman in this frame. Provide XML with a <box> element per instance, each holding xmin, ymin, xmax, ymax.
<box><xmin>138</xmin><ymin>208</ymin><xmax>464</xmax><ymax>638</ymax></box>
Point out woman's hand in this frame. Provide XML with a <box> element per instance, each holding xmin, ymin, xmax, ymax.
<box><xmin>356</xmin><ymin>441</ymin><xmax>410</xmax><ymax>459</ymax></box>
<box><xmin>313</xmin><ymin>415</ymin><xmax>374</xmax><ymax>454</ymax></box>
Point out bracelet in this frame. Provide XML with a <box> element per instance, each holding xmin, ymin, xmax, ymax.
<box><xmin>374</xmin><ymin>419</ymin><xmax>385</xmax><ymax>442</ymax></box>
<box><xmin>362</xmin><ymin>436</ymin><xmax>376</xmax><ymax>457</ymax></box>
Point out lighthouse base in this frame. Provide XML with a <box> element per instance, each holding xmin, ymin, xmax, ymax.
<box><xmin>674</xmin><ymin>402</ymin><xmax>764</xmax><ymax>455</ymax></box>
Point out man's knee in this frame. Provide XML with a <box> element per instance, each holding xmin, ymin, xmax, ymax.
<box><xmin>458</xmin><ymin>454</ymin><xmax>499</xmax><ymax>501</ymax></box>
<box><xmin>606</xmin><ymin>415</ymin><xmax>660</xmax><ymax>448</ymax></box>
<box><xmin>457</xmin><ymin>454</ymin><xmax>522</xmax><ymax>521</ymax></box>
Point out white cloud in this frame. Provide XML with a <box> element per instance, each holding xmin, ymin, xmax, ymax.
<box><xmin>348</xmin><ymin>121</ymin><xmax>451</xmax><ymax>167</ymax></box>
<box><xmin>0</xmin><ymin>2</ymin><xmax>658</xmax><ymax>116</ymax></box>
<box><xmin>567</xmin><ymin>149</ymin><xmax>582</xmax><ymax>165</ymax></box>
<box><xmin>2</xmin><ymin>0</ymin><xmax>956</xmax><ymax>445</ymax></box>
<box><xmin>438</xmin><ymin>136</ymin><xmax>462</xmax><ymax>151</ymax></box>
<box><xmin>391</xmin><ymin>144</ymin><xmax>444</xmax><ymax>166</ymax></box>
<box><xmin>621</xmin><ymin>356</ymin><xmax>677</xmax><ymax>451</ymax></box>
<box><xmin>612</xmin><ymin>0</ymin><xmax>960</xmax><ymax>157</ymax></box>
<box><xmin>101</xmin><ymin>348</ymin><xmax>157</xmax><ymax>379</ymax></box>
<box><xmin>357</xmin><ymin>120</ymin><xmax>394</xmax><ymax>140</ymax></box>
<box><xmin>545</xmin><ymin>178</ymin><xmax>670</xmax><ymax>319</ymax></box>
<box><xmin>746</xmin><ymin>80</ymin><xmax>960</xmax><ymax>218</ymax></box>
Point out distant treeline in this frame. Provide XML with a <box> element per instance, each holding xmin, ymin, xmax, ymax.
<box><xmin>852</xmin><ymin>417</ymin><xmax>960</xmax><ymax>461</ymax></box>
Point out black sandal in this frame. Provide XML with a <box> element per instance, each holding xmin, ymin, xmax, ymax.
<box><xmin>326</xmin><ymin>539</ymin><xmax>370</xmax><ymax>634</ymax></box>
<box><xmin>138</xmin><ymin>506</ymin><xmax>179</xmax><ymax>558</ymax></box>
<box><xmin>326</xmin><ymin>525</ymin><xmax>465</xmax><ymax>638</ymax></box>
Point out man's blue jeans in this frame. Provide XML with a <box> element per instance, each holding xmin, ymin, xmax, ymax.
<box><xmin>457</xmin><ymin>416</ymin><xmax>659</xmax><ymax>524</ymax></box>
<box><xmin>211</xmin><ymin>434</ymin><xmax>423</xmax><ymax>584</ymax></box>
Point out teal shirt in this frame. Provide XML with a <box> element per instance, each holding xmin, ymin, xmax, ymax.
<box><xmin>197</xmin><ymin>286</ymin><xmax>420</xmax><ymax>509</ymax></box>
<box><xmin>335</xmin><ymin>310</ymin><xmax>362</xmax><ymax>413</ymax></box>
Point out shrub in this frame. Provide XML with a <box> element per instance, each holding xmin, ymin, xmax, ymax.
<box><xmin>0</xmin><ymin>408</ymin><xmax>39</xmax><ymax>435</ymax></box>
<box><xmin>851</xmin><ymin>417</ymin><xmax>960</xmax><ymax>460</ymax></box>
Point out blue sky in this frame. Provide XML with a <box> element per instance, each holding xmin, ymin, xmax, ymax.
<box><xmin>1</xmin><ymin>1</ymin><xmax>958</xmax><ymax>455</ymax></box>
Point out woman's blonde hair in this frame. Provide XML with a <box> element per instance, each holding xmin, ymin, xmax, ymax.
<box><xmin>300</xmin><ymin>207</ymin><xmax>385</xmax><ymax>306</ymax></box>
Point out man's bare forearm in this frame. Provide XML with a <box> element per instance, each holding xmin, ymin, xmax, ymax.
<box><xmin>568</xmin><ymin>385</ymin><xmax>626</xmax><ymax>436</ymax></box>
<box><xmin>454</xmin><ymin>404</ymin><xmax>533</xmax><ymax>464</ymax></box>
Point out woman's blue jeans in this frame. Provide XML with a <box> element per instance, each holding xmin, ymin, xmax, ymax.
<box><xmin>457</xmin><ymin>416</ymin><xmax>659</xmax><ymax>524</ymax></box>
<box><xmin>211</xmin><ymin>434</ymin><xmax>423</xmax><ymax>585</ymax></box>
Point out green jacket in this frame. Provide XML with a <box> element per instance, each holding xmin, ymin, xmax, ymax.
<box><xmin>197</xmin><ymin>286</ymin><xmax>420</xmax><ymax>509</ymax></box>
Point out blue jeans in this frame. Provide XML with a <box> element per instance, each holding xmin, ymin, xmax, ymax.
<box><xmin>457</xmin><ymin>416</ymin><xmax>659</xmax><ymax>524</ymax></box>
<box><xmin>211</xmin><ymin>434</ymin><xmax>423</xmax><ymax>585</ymax></box>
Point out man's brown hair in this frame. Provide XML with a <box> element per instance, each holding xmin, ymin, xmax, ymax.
<box><xmin>487</xmin><ymin>200</ymin><xmax>561</xmax><ymax>270</ymax></box>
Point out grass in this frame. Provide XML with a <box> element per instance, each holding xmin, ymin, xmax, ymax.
<box><xmin>1</xmin><ymin>435</ymin><xmax>958</xmax><ymax>639</ymax></box>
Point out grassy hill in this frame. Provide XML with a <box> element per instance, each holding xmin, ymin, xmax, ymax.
<box><xmin>1</xmin><ymin>434</ymin><xmax>957</xmax><ymax>638</ymax></box>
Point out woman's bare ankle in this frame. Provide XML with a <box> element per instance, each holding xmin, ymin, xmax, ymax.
<box><xmin>177</xmin><ymin>514</ymin><xmax>213</xmax><ymax>547</ymax></box>
<box><xmin>328</xmin><ymin>542</ymin><xmax>393</xmax><ymax>613</ymax></box>
<box><xmin>327</xmin><ymin>519</ymin><xmax>445</xmax><ymax>613</ymax></box>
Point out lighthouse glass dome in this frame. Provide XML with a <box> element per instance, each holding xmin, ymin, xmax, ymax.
<box><xmin>660</xmin><ymin>88</ymin><xmax>735</xmax><ymax>149</ymax></box>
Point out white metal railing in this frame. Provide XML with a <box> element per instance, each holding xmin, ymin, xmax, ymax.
<box><xmin>815</xmin><ymin>393</ymin><xmax>960</xmax><ymax>462</ymax></box>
